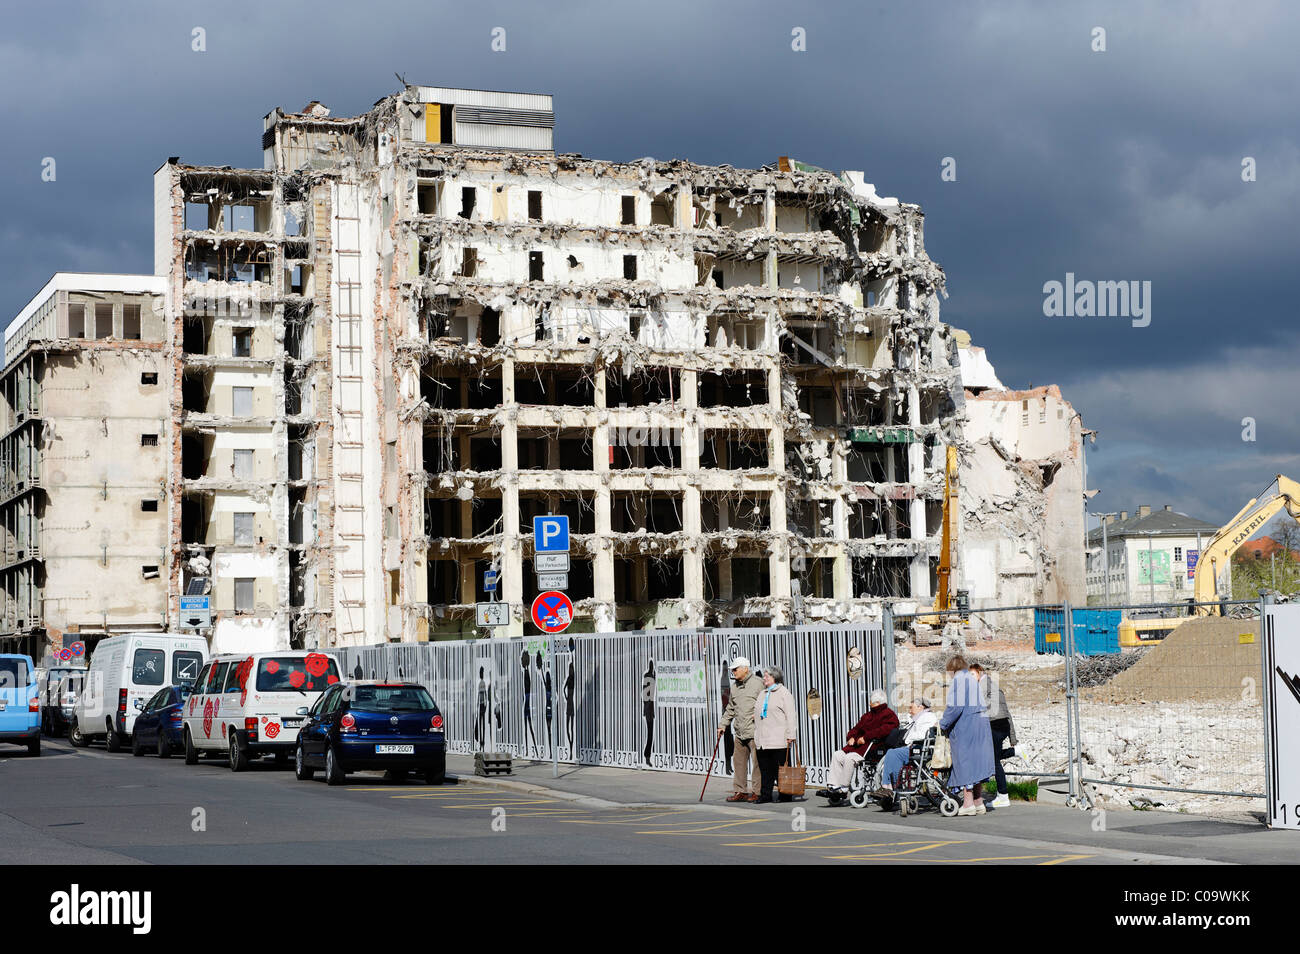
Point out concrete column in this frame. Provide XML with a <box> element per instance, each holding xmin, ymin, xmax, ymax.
<box><xmin>906</xmin><ymin>380</ymin><xmax>930</xmax><ymax>602</ymax></box>
<box><xmin>500</xmin><ymin>357</ymin><xmax>523</xmax><ymax>636</ymax></box>
<box><xmin>592</xmin><ymin>367</ymin><xmax>615</xmax><ymax>631</ymax></box>
<box><xmin>767</xmin><ymin>363</ymin><xmax>790</xmax><ymax>625</ymax></box>
<box><xmin>679</xmin><ymin>369</ymin><xmax>703</xmax><ymax>624</ymax></box>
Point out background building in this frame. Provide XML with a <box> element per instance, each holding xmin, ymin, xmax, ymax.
<box><xmin>0</xmin><ymin>273</ymin><xmax>169</xmax><ymax>659</ymax></box>
<box><xmin>1086</xmin><ymin>506</ymin><xmax>1220</xmax><ymax>604</ymax></box>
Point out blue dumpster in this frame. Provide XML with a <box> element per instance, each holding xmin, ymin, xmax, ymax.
<box><xmin>1034</xmin><ymin>608</ymin><xmax>1121</xmax><ymax>656</ymax></box>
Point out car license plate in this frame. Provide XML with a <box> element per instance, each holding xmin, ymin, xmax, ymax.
<box><xmin>375</xmin><ymin>744</ymin><xmax>414</xmax><ymax>755</ymax></box>
<box><xmin>282</xmin><ymin>718</ymin><xmax>303</xmax><ymax>728</ymax></box>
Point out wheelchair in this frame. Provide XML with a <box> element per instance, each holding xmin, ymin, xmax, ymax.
<box><xmin>879</xmin><ymin>727</ymin><xmax>961</xmax><ymax>818</ymax></box>
<box><xmin>839</xmin><ymin>741</ymin><xmax>886</xmax><ymax>808</ymax></box>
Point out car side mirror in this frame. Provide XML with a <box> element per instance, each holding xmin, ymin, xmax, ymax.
<box><xmin>296</xmin><ymin>706</ymin><xmax>309</xmax><ymax>716</ymax></box>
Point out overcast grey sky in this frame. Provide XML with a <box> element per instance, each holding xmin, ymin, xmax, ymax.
<box><xmin>2</xmin><ymin>0</ymin><xmax>1296</xmax><ymax>528</ymax></box>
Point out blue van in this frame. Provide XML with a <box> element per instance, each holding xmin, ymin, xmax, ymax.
<box><xmin>0</xmin><ymin>654</ymin><xmax>41</xmax><ymax>756</ymax></box>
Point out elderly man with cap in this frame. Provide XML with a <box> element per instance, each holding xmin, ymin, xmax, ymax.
<box><xmin>717</xmin><ymin>656</ymin><xmax>765</xmax><ymax>802</ymax></box>
<box><xmin>819</xmin><ymin>688</ymin><xmax>898</xmax><ymax>803</ymax></box>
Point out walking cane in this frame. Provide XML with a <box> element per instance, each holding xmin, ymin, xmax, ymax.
<box><xmin>699</xmin><ymin>729</ymin><xmax>724</xmax><ymax>802</ymax></box>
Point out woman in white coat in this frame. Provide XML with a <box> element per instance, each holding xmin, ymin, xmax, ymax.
<box><xmin>751</xmin><ymin>666</ymin><xmax>797</xmax><ymax>803</ymax></box>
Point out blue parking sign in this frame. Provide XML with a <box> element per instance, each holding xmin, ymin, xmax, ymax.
<box><xmin>533</xmin><ymin>515</ymin><xmax>570</xmax><ymax>553</ymax></box>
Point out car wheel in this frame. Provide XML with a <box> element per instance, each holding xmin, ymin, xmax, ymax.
<box><xmin>28</xmin><ymin>736</ymin><xmax>40</xmax><ymax>757</ymax></box>
<box><xmin>105</xmin><ymin>720</ymin><xmax>123</xmax><ymax>753</ymax></box>
<box><xmin>295</xmin><ymin>744</ymin><xmax>315</xmax><ymax>781</ymax></box>
<box><xmin>424</xmin><ymin>756</ymin><xmax>446</xmax><ymax>786</ymax></box>
<box><xmin>132</xmin><ymin>732</ymin><xmax>145</xmax><ymax>757</ymax></box>
<box><xmin>69</xmin><ymin>719</ymin><xmax>88</xmax><ymax>748</ymax></box>
<box><xmin>183</xmin><ymin>728</ymin><xmax>199</xmax><ymax>765</ymax></box>
<box><xmin>325</xmin><ymin>744</ymin><xmax>346</xmax><ymax>786</ymax></box>
<box><xmin>228</xmin><ymin>732</ymin><xmax>250</xmax><ymax>772</ymax></box>
<box><xmin>156</xmin><ymin>733</ymin><xmax>171</xmax><ymax>759</ymax></box>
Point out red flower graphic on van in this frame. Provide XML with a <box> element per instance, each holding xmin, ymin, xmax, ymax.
<box><xmin>266</xmin><ymin>660</ymin><xmax>280</xmax><ymax>674</ymax></box>
<box><xmin>265</xmin><ymin>722</ymin><xmax>280</xmax><ymax>739</ymax></box>
<box><xmin>236</xmin><ymin>656</ymin><xmax>254</xmax><ymax>706</ymax></box>
<box><xmin>289</xmin><ymin>669</ymin><xmax>306</xmax><ymax>689</ymax></box>
<box><xmin>327</xmin><ymin>675</ymin><xmax>338</xmax><ymax>685</ymax></box>
<box><xmin>304</xmin><ymin>653</ymin><xmax>330</xmax><ymax>678</ymax></box>
<box><xmin>202</xmin><ymin>698</ymin><xmax>214</xmax><ymax>738</ymax></box>
<box><xmin>190</xmin><ymin>696</ymin><xmax>197</xmax><ymax>716</ymax></box>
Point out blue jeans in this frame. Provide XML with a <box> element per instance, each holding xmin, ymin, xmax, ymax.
<box><xmin>882</xmin><ymin>745</ymin><xmax>911</xmax><ymax>786</ymax></box>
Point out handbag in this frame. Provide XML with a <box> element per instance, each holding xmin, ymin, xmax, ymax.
<box><xmin>930</xmin><ymin>732</ymin><xmax>953</xmax><ymax>770</ymax></box>
<box><xmin>778</xmin><ymin>742</ymin><xmax>805</xmax><ymax>797</ymax></box>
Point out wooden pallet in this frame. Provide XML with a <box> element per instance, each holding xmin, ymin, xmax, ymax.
<box><xmin>474</xmin><ymin>752</ymin><xmax>513</xmax><ymax>776</ymax></box>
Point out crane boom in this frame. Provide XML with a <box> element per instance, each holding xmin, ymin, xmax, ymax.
<box><xmin>1194</xmin><ymin>474</ymin><xmax>1300</xmax><ymax>612</ymax></box>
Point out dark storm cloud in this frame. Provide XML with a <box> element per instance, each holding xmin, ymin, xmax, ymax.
<box><xmin>2</xmin><ymin>0</ymin><xmax>1295</xmax><ymax>525</ymax></box>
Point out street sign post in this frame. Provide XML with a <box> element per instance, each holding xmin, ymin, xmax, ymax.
<box><xmin>534</xmin><ymin>553</ymin><xmax>570</xmax><ymax>573</ymax></box>
<box><xmin>476</xmin><ymin>602</ymin><xmax>509</xmax><ymax>628</ymax></box>
<box><xmin>531</xmin><ymin>591</ymin><xmax>573</xmax><ymax>635</ymax></box>
<box><xmin>533</xmin><ymin>515</ymin><xmax>570</xmax><ymax>553</ymax></box>
<box><xmin>179</xmin><ymin>595</ymin><xmax>211</xmax><ymax>630</ymax></box>
<box><xmin>536</xmin><ymin>572</ymin><xmax>569</xmax><ymax>590</ymax></box>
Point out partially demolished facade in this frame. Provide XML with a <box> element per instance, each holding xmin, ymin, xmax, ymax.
<box><xmin>956</xmin><ymin>336</ymin><xmax>1089</xmax><ymax>611</ymax></box>
<box><xmin>154</xmin><ymin>85</ymin><xmax>966</xmax><ymax>648</ymax></box>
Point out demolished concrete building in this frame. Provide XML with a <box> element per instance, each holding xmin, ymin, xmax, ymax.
<box><xmin>955</xmin><ymin>333</ymin><xmax>1089</xmax><ymax>614</ymax></box>
<box><xmin>151</xmin><ymin>84</ymin><xmax>969</xmax><ymax>646</ymax></box>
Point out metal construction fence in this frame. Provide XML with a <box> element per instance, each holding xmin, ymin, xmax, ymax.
<box><xmin>888</xmin><ymin>596</ymin><xmax>1270</xmax><ymax>810</ymax></box>
<box><xmin>330</xmin><ymin>597</ymin><xmax>1274</xmax><ymax>810</ymax></box>
<box><xmin>333</xmin><ymin>623</ymin><xmax>890</xmax><ymax>787</ymax></box>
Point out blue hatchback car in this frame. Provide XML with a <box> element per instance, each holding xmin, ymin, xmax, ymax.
<box><xmin>131</xmin><ymin>685</ymin><xmax>191</xmax><ymax>758</ymax></box>
<box><xmin>295</xmin><ymin>681</ymin><xmax>446</xmax><ymax>786</ymax></box>
<box><xmin>0</xmin><ymin>654</ymin><xmax>41</xmax><ymax>756</ymax></box>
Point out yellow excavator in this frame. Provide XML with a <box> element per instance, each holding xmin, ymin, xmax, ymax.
<box><xmin>1119</xmin><ymin>474</ymin><xmax>1300</xmax><ymax>645</ymax></box>
<box><xmin>912</xmin><ymin>445</ymin><xmax>960</xmax><ymax>639</ymax></box>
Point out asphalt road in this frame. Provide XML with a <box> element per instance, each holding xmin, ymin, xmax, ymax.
<box><xmin>10</xmin><ymin>738</ymin><xmax>1222</xmax><ymax>868</ymax></box>
<box><xmin>0</xmin><ymin>738</ymin><xmax>1156</xmax><ymax>864</ymax></box>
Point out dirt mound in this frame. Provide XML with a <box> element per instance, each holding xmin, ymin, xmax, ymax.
<box><xmin>1095</xmin><ymin>617</ymin><xmax>1261</xmax><ymax>703</ymax></box>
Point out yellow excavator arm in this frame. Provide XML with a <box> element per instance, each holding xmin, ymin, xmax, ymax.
<box><xmin>1194</xmin><ymin>474</ymin><xmax>1300</xmax><ymax>612</ymax></box>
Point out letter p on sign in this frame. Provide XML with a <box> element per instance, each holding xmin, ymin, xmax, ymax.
<box><xmin>534</xmin><ymin>515</ymin><xmax>569</xmax><ymax>553</ymax></box>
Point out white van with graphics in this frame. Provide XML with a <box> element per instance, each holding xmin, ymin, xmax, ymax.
<box><xmin>70</xmin><ymin>633</ymin><xmax>208</xmax><ymax>751</ymax></box>
<box><xmin>183</xmin><ymin>651</ymin><xmax>341</xmax><ymax>771</ymax></box>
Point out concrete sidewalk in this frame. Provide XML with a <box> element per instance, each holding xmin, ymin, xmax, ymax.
<box><xmin>447</xmin><ymin>755</ymin><xmax>1294</xmax><ymax>864</ymax></box>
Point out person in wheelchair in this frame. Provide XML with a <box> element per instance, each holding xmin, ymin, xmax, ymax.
<box><xmin>818</xmin><ymin>689</ymin><xmax>897</xmax><ymax>802</ymax></box>
<box><xmin>871</xmin><ymin>697</ymin><xmax>939</xmax><ymax>803</ymax></box>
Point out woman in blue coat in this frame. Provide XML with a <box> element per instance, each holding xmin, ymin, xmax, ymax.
<box><xmin>940</xmin><ymin>655</ymin><xmax>995</xmax><ymax>816</ymax></box>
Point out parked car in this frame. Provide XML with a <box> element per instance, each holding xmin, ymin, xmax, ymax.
<box><xmin>131</xmin><ymin>685</ymin><xmax>192</xmax><ymax>758</ymax></box>
<box><xmin>71</xmin><ymin>634</ymin><xmax>208</xmax><ymax>751</ymax></box>
<box><xmin>296</xmin><ymin>681</ymin><xmax>446</xmax><ymax>786</ymax></box>
<box><xmin>38</xmin><ymin>666</ymin><xmax>86</xmax><ymax>737</ymax></box>
<box><xmin>0</xmin><ymin>654</ymin><xmax>41</xmax><ymax>756</ymax></box>
<box><xmin>183</xmin><ymin>651</ymin><xmax>341</xmax><ymax>771</ymax></box>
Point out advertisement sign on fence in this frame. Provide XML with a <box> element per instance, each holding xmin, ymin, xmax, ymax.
<box><xmin>654</xmin><ymin>661</ymin><xmax>706</xmax><ymax>709</ymax></box>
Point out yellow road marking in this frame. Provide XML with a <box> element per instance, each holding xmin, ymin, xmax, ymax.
<box><xmin>822</xmin><ymin>840</ymin><xmax>967</xmax><ymax>860</ymax></box>
<box><xmin>718</xmin><ymin>828</ymin><xmax>865</xmax><ymax>846</ymax></box>
<box><xmin>927</xmin><ymin>853</ymin><xmax>1093</xmax><ymax>863</ymax></box>
<box><xmin>634</xmin><ymin>818</ymin><xmax>769</xmax><ymax>835</ymax></box>
<box><xmin>562</xmin><ymin>810</ymin><xmax>694</xmax><ymax>826</ymax></box>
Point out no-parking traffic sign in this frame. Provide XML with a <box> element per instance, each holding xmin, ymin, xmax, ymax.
<box><xmin>531</xmin><ymin>591</ymin><xmax>573</xmax><ymax>634</ymax></box>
